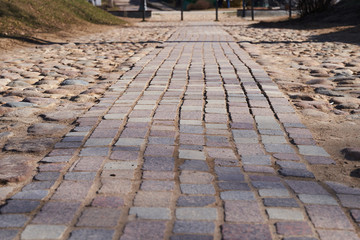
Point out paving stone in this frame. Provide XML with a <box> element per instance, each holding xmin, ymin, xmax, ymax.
<box><xmin>12</xmin><ymin>190</ymin><xmax>49</xmax><ymax>200</ymax></box>
<box><xmin>277</xmin><ymin>161</ymin><xmax>307</xmax><ymax>169</ymax></box>
<box><xmin>0</xmin><ymin>214</ymin><xmax>29</xmax><ymax>227</ymax></box>
<box><xmin>244</xmin><ymin>165</ymin><xmax>275</xmax><ymax>173</ymax></box>
<box><xmin>252</xmin><ymin>181</ymin><xmax>286</xmax><ymax>189</ymax></box>
<box><xmin>69</xmin><ymin>229</ymin><xmax>115</xmax><ymax>240</ymax></box>
<box><xmin>176</xmin><ymin>208</ymin><xmax>218</xmax><ymax>220</ymax></box>
<box><xmin>73</xmin><ymin>157</ymin><xmax>105</xmax><ymax>171</ymax></box>
<box><xmin>92</xmin><ymin>196</ymin><xmax>124</xmax><ymax>208</ymax></box>
<box><xmin>264</xmin><ymin>144</ymin><xmax>295</xmax><ymax>154</ymax></box>
<box><xmin>0</xmin><ymin>230</ymin><xmax>18</xmax><ymax>240</ymax></box>
<box><xmin>180</xmin><ymin>160</ymin><xmax>209</xmax><ymax>171</ymax></box>
<box><xmin>298</xmin><ymin>194</ymin><xmax>338</xmax><ymax>205</ymax></box>
<box><xmin>266</xmin><ymin>208</ymin><xmax>304</xmax><ymax>221</ymax></box>
<box><xmin>207</xmin><ymin>148</ymin><xmax>237</xmax><ymax>159</ymax></box>
<box><xmin>179</xmin><ymin>149</ymin><xmax>206</xmax><ymax>160</ymax></box>
<box><xmin>222</xmin><ymin>223</ymin><xmax>272</xmax><ymax>240</ymax></box>
<box><xmin>79</xmin><ymin>147</ymin><xmax>108</xmax><ymax>156</ymax></box>
<box><xmin>263</xmin><ymin>198</ymin><xmax>300</xmax><ymax>208</ymax></box>
<box><xmin>306</xmin><ymin>205</ymin><xmax>354</xmax><ymax>229</ymax></box>
<box><xmin>141</xmin><ymin>180</ymin><xmax>174</xmax><ymax>191</ymax></box>
<box><xmin>259</xmin><ymin>188</ymin><xmax>290</xmax><ymax>197</ymax></box>
<box><xmin>52</xmin><ymin>181</ymin><xmax>92</xmax><ymax>201</ymax></box>
<box><xmin>129</xmin><ymin>207</ymin><xmax>171</xmax><ymax>220</ymax></box>
<box><xmin>104</xmin><ymin>161</ymin><xmax>138</xmax><ymax>170</ymax></box>
<box><xmin>120</xmin><ymin>221</ymin><xmax>167</xmax><ymax>240</ymax></box>
<box><xmin>143</xmin><ymin>156</ymin><xmax>175</xmax><ymax>171</ymax></box>
<box><xmin>170</xmin><ymin>235</ymin><xmax>213</xmax><ymax>240</ymax></box>
<box><xmin>276</xmin><ymin>221</ymin><xmax>313</xmax><ymax>236</ymax></box>
<box><xmin>221</xmin><ymin>191</ymin><xmax>255</xmax><ymax>201</ymax></box>
<box><xmin>177</xmin><ymin>196</ymin><xmax>216</xmax><ymax>207</ymax></box>
<box><xmin>218</xmin><ymin>182</ymin><xmax>250</xmax><ymax>191</ymax></box>
<box><xmin>143</xmin><ymin>171</ymin><xmax>175</xmax><ymax>180</ymax></box>
<box><xmin>179</xmin><ymin>171</ymin><xmax>214</xmax><ymax>184</ymax></box>
<box><xmin>242</xmin><ymin>155</ymin><xmax>272</xmax><ymax>165</ymax></box>
<box><xmin>173</xmin><ymin>221</ymin><xmax>215</xmax><ymax>234</ymax></box>
<box><xmin>286</xmin><ymin>180</ymin><xmax>329</xmax><ymax>195</ymax></box>
<box><xmin>326</xmin><ymin>181</ymin><xmax>360</xmax><ymax>195</ymax></box>
<box><xmin>298</xmin><ymin>145</ymin><xmax>330</xmax><ymax>157</ymax></box>
<box><xmin>33</xmin><ymin>201</ymin><xmax>80</xmax><ymax>224</ymax></box>
<box><xmin>282</xmin><ymin>237</ymin><xmax>318</xmax><ymax>240</ymax></box>
<box><xmin>215</xmin><ymin>167</ymin><xmax>245</xmax><ymax>181</ymax></box>
<box><xmin>350</xmin><ymin>209</ymin><xmax>360</xmax><ymax>222</ymax></box>
<box><xmin>1</xmin><ymin>200</ymin><xmax>40</xmax><ymax>213</ymax></box>
<box><xmin>21</xmin><ymin>225</ymin><xmax>67</xmax><ymax>239</ymax></box>
<box><xmin>64</xmin><ymin>172</ymin><xmax>97</xmax><ymax>181</ymax></box>
<box><xmin>180</xmin><ymin>184</ymin><xmax>215</xmax><ymax>195</ymax></box>
<box><xmin>77</xmin><ymin>208</ymin><xmax>121</xmax><ymax>227</ymax></box>
<box><xmin>145</xmin><ymin>145</ymin><xmax>175</xmax><ymax>157</ymax></box>
<box><xmin>317</xmin><ymin>230</ymin><xmax>360</xmax><ymax>240</ymax></box>
<box><xmin>304</xmin><ymin>156</ymin><xmax>335</xmax><ymax>165</ymax></box>
<box><xmin>99</xmin><ymin>179</ymin><xmax>132</xmax><ymax>194</ymax></box>
<box><xmin>224</xmin><ymin>201</ymin><xmax>264</xmax><ymax>223</ymax></box>
<box><xmin>337</xmin><ymin>194</ymin><xmax>360</xmax><ymax>208</ymax></box>
<box><xmin>134</xmin><ymin>191</ymin><xmax>172</xmax><ymax>207</ymax></box>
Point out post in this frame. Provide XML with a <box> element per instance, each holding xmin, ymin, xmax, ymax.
<box><xmin>289</xmin><ymin>0</ymin><xmax>292</xmax><ymax>18</ymax></box>
<box><xmin>215</xmin><ymin>0</ymin><xmax>219</xmax><ymax>21</ymax></box>
<box><xmin>251</xmin><ymin>0</ymin><xmax>254</xmax><ymax>20</ymax></box>
<box><xmin>181</xmin><ymin>0</ymin><xmax>184</xmax><ymax>21</ymax></box>
<box><xmin>142</xmin><ymin>0</ymin><xmax>146</xmax><ymax>21</ymax></box>
<box><xmin>242</xmin><ymin>0</ymin><xmax>246</xmax><ymax>17</ymax></box>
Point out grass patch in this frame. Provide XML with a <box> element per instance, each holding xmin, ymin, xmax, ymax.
<box><xmin>0</xmin><ymin>0</ymin><xmax>125</xmax><ymax>37</ymax></box>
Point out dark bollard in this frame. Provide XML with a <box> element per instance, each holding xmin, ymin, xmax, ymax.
<box><xmin>289</xmin><ymin>0</ymin><xmax>292</xmax><ymax>18</ymax></box>
<box><xmin>215</xmin><ymin>0</ymin><xmax>219</xmax><ymax>21</ymax></box>
<box><xmin>181</xmin><ymin>0</ymin><xmax>184</xmax><ymax>21</ymax></box>
<box><xmin>251</xmin><ymin>0</ymin><xmax>254</xmax><ymax>20</ymax></box>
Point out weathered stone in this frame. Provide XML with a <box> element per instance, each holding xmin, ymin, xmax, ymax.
<box><xmin>0</xmin><ymin>155</ymin><xmax>37</xmax><ymax>182</ymax></box>
<box><xmin>28</xmin><ymin>123</ymin><xmax>68</xmax><ymax>136</ymax></box>
<box><xmin>341</xmin><ymin>148</ymin><xmax>360</xmax><ymax>161</ymax></box>
<box><xmin>4</xmin><ymin>138</ymin><xmax>57</xmax><ymax>153</ymax></box>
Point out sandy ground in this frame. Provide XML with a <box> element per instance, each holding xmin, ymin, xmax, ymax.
<box><xmin>0</xmin><ymin>10</ymin><xmax>359</xmax><ymax>195</ymax></box>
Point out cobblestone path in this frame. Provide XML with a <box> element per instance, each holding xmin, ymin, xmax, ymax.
<box><xmin>1</xmin><ymin>22</ymin><xmax>360</xmax><ymax>240</ymax></box>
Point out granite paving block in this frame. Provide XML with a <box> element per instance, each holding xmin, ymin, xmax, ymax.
<box><xmin>259</xmin><ymin>188</ymin><xmax>290</xmax><ymax>197</ymax></box>
<box><xmin>275</xmin><ymin>221</ymin><xmax>313</xmax><ymax>236</ymax></box>
<box><xmin>224</xmin><ymin>201</ymin><xmax>264</xmax><ymax>223</ymax></box>
<box><xmin>173</xmin><ymin>221</ymin><xmax>215</xmax><ymax>234</ymax></box>
<box><xmin>99</xmin><ymin>179</ymin><xmax>133</xmax><ymax>194</ymax></box>
<box><xmin>64</xmin><ymin>172</ymin><xmax>97</xmax><ymax>181</ymax></box>
<box><xmin>143</xmin><ymin>156</ymin><xmax>175</xmax><ymax>171</ymax></box>
<box><xmin>104</xmin><ymin>161</ymin><xmax>138</xmax><ymax>170</ymax></box>
<box><xmin>11</xmin><ymin>190</ymin><xmax>49</xmax><ymax>200</ymax></box>
<box><xmin>180</xmin><ymin>184</ymin><xmax>215</xmax><ymax>195</ymax></box>
<box><xmin>52</xmin><ymin>181</ymin><xmax>92</xmax><ymax>201</ymax></box>
<box><xmin>337</xmin><ymin>194</ymin><xmax>360</xmax><ymax>208</ymax></box>
<box><xmin>92</xmin><ymin>196</ymin><xmax>125</xmax><ymax>208</ymax></box>
<box><xmin>170</xmin><ymin>235</ymin><xmax>213</xmax><ymax>240</ymax></box>
<box><xmin>129</xmin><ymin>207</ymin><xmax>171</xmax><ymax>220</ymax></box>
<box><xmin>263</xmin><ymin>198</ymin><xmax>299</xmax><ymax>208</ymax></box>
<box><xmin>206</xmin><ymin>148</ymin><xmax>237</xmax><ymax>159</ymax></box>
<box><xmin>326</xmin><ymin>181</ymin><xmax>360</xmax><ymax>195</ymax></box>
<box><xmin>120</xmin><ymin>221</ymin><xmax>167</xmax><ymax>240</ymax></box>
<box><xmin>134</xmin><ymin>191</ymin><xmax>172</xmax><ymax>207</ymax></box>
<box><xmin>317</xmin><ymin>230</ymin><xmax>360</xmax><ymax>240</ymax></box>
<box><xmin>215</xmin><ymin>167</ymin><xmax>245</xmax><ymax>181</ymax></box>
<box><xmin>0</xmin><ymin>214</ymin><xmax>29</xmax><ymax>227</ymax></box>
<box><xmin>221</xmin><ymin>191</ymin><xmax>255</xmax><ymax>201</ymax></box>
<box><xmin>264</xmin><ymin>144</ymin><xmax>295</xmax><ymax>154</ymax></box>
<box><xmin>242</xmin><ymin>155</ymin><xmax>272</xmax><ymax>165</ymax></box>
<box><xmin>218</xmin><ymin>182</ymin><xmax>250</xmax><ymax>191</ymax></box>
<box><xmin>350</xmin><ymin>209</ymin><xmax>360</xmax><ymax>222</ymax></box>
<box><xmin>21</xmin><ymin>225</ymin><xmax>67</xmax><ymax>239</ymax></box>
<box><xmin>286</xmin><ymin>180</ymin><xmax>329</xmax><ymax>195</ymax></box>
<box><xmin>298</xmin><ymin>145</ymin><xmax>330</xmax><ymax>157</ymax></box>
<box><xmin>69</xmin><ymin>229</ymin><xmax>115</xmax><ymax>240</ymax></box>
<box><xmin>0</xmin><ymin>230</ymin><xmax>18</xmax><ymax>240</ymax></box>
<box><xmin>143</xmin><ymin>171</ymin><xmax>175</xmax><ymax>180</ymax></box>
<box><xmin>33</xmin><ymin>201</ymin><xmax>80</xmax><ymax>224</ymax></box>
<box><xmin>176</xmin><ymin>208</ymin><xmax>218</xmax><ymax>220</ymax></box>
<box><xmin>77</xmin><ymin>208</ymin><xmax>121</xmax><ymax>227</ymax></box>
<box><xmin>1</xmin><ymin>200</ymin><xmax>40</xmax><ymax>213</ymax></box>
<box><xmin>306</xmin><ymin>205</ymin><xmax>354</xmax><ymax>229</ymax></box>
<box><xmin>179</xmin><ymin>149</ymin><xmax>206</xmax><ymax>160</ymax></box>
<box><xmin>141</xmin><ymin>180</ymin><xmax>175</xmax><ymax>191</ymax></box>
<box><xmin>177</xmin><ymin>196</ymin><xmax>216</xmax><ymax>207</ymax></box>
<box><xmin>298</xmin><ymin>194</ymin><xmax>338</xmax><ymax>205</ymax></box>
<box><xmin>222</xmin><ymin>223</ymin><xmax>272</xmax><ymax>240</ymax></box>
<box><xmin>180</xmin><ymin>160</ymin><xmax>209</xmax><ymax>171</ymax></box>
<box><xmin>266</xmin><ymin>208</ymin><xmax>304</xmax><ymax>220</ymax></box>
<box><xmin>179</xmin><ymin>171</ymin><xmax>214</xmax><ymax>184</ymax></box>
<box><xmin>110</xmin><ymin>150</ymin><xmax>140</xmax><ymax>161</ymax></box>
<box><xmin>252</xmin><ymin>181</ymin><xmax>286</xmax><ymax>189</ymax></box>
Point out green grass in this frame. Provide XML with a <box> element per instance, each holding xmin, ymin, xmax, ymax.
<box><xmin>0</xmin><ymin>0</ymin><xmax>125</xmax><ymax>37</ymax></box>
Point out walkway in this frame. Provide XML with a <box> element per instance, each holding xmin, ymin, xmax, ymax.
<box><xmin>1</xmin><ymin>22</ymin><xmax>360</xmax><ymax>240</ymax></box>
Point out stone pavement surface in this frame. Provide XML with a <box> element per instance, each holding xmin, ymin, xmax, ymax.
<box><xmin>1</xmin><ymin>19</ymin><xmax>360</xmax><ymax>240</ymax></box>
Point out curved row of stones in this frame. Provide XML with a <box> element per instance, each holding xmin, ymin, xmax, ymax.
<box><xmin>0</xmin><ymin>22</ymin><xmax>359</xmax><ymax>240</ymax></box>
